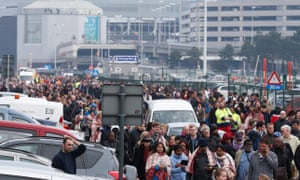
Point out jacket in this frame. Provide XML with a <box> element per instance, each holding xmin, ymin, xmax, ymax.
<box><xmin>52</xmin><ymin>144</ymin><xmax>86</xmax><ymax>174</ymax></box>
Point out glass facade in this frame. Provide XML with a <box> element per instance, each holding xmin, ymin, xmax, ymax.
<box><xmin>24</xmin><ymin>15</ymin><xmax>42</xmax><ymax>44</ymax></box>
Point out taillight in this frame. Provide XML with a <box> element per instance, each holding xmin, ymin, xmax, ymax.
<box><xmin>108</xmin><ymin>171</ymin><xmax>125</xmax><ymax>180</ymax></box>
<box><xmin>59</xmin><ymin>116</ymin><xmax>63</xmax><ymax>125</ymax></box>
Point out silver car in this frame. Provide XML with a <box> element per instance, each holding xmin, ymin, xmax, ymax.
<box><xmin>0</xmin><ymin>148</ymin><xmax>51</xmax><ymax>166</ymax></box>
<box><xmin>0</xmin><ymin>160</ymin><xmax>108</xmax><ymax>180</ymax></box>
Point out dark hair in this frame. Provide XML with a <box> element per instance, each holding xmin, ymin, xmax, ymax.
<box><xmin>153</xmin><ymin>142</ymin><xmax>166</xmax><ymax>153</ymax></box>
<box><xmin>243</xmin><ymin>139</ymin><xmax>252</xmax><ymax>146</ymax></box>
<box><xmin>173</xmin><ymin>144</ymin><xmax>183</xmax><ymax>151</ymax></box>
<box><xmin>260</xmin><ymin>137</ymin><xmax>269</xmax><ymax>145</ymax></box>
<box><xmin>63</xmin><ymin>137</ymin><xmax>72</xmax><ymax>144</ymax></box>
<box><xmin>291</xmin><ymin>120</ymin><xmax>300</xmax><ymax>125</ymax></box>
<box><xmin>256</xmin><ymin>121</ymin><xmax>265</xmax><ymax>128</ymax></box>
<box><xmin>215</xmin><ymin>144</ymin><xmax>225</xmax><ymax>151</ymax></box>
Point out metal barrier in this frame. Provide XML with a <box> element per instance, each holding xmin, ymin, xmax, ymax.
<box><xmin>99</xmin><ymin>76</ymin><xmax>300</xmax><ymax>111</ymax></box>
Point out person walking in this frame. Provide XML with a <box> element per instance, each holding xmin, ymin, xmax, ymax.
<box><xmin>169</xmin><ymin>144</ymin><xmax>188</xmax><ymax>180</ymax></box>
<box><xmin>52</xmin><ymin>136</ymin><xmax>86</xmax><ymax>174</ymax></box>
<box><xmin>248</xmin><ymin>138</ymin><xmax>278</xmax><ymax>180</ymax></box>
<box><xmin>235</xmin><ymin>139</ymin><xmax>254</xmax><ymax>180</ymax></box>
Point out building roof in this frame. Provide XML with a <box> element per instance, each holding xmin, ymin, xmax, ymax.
<box><xmin>22</xmin><ymin>0</ymin><xmax>103</xmax><ymax>15</ymax></box>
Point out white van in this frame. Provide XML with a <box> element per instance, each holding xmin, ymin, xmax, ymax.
<box><xmin>0</xmin><ymin>96</ymin><xmax>63</xmax><ymax>126</ymax></box>
<box><xmin>145</xmin><ymin>99</ymin><xmax>198</xmax><ymax>125</ymax></box>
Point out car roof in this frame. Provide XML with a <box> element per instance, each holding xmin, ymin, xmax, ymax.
<box><xmin>0</xmin><ymin>120</ymin><xmax>77</xmax><ymax>139</ymax></box>
<box><xmin>0</xmin><ymin>148</ymin><xmax>51</xmax><ymax>166</ymax></box>
<box><xmin>0</xmin><ymin>136</ymin><xmax>110</xmax><ymax>151</ymax></box>
<box><xmin>147</xmin><ymin>99</ymin><xmax>194</xmax><ymax>110</ymax></box>
<box><xmin>0</xmin><ymin>160</ymin><xmax>87</xmax><ymax>180</ymax></box>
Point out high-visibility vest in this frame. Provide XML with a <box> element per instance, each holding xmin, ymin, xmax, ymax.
<box><xmin>215</xmin><ymin>107</ymin><xmax>232</xmax><ymax>127</ymax></box>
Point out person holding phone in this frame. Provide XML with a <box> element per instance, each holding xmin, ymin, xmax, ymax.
<box><xmin>170</xmin><ymin>145</ymin><xmax>188</xmax><ymax>180</ymax></box>
<box><xmin>248</xmin><ymin>138</ymin><xmax>278</xmax><ymax>180</ymax></box>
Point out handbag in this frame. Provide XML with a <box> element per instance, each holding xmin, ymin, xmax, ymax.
<box><xmin>275</xmin><ymin>166</ymin><xmax>288</xmax><ymax>180</ymax></box>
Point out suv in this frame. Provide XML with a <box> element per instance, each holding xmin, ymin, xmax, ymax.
<box><xmin>0</xmin><ymin>136</ymin><xmax>120</xmax><ymax>179</ymax></box>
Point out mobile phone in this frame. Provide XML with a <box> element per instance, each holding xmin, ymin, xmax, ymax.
<box><xmin>180</xmin><ymin>160</ymin><xmax>188</xmax><ymax>165</ymax></box>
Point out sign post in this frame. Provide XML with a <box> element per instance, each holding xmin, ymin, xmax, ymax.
<box><xmin>102</xmin><ymin>84</ymin><xmax>143</xmax><ymax>180</ymax></box>
<box><xmin>266</xmin><ymin>71</ymin><xmax>283</xmax><ymax>90</ymax></box>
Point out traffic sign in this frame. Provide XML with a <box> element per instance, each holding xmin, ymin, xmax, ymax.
<box><xmin>267</xmin><ymin>71</ymin><xmax>281</xmax><ymax>85</ymax></box>
<box><xmin>90</xmin><ymin>69</ymin><xmax>99</xmax><ymax>77</ymax></box>
<box><xmin>266</xmin><ymin>84</ymin><xmax>283</xmax><ymax>90</ymax></box>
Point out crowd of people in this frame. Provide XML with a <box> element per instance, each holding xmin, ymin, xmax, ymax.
<box><xmin>1</xmin><ymin>75</ymin><xmax>300</xmax><ymax>180</ymax></box>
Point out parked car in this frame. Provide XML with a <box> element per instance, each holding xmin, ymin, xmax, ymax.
<box><xmin>0</xmin><ymin>120</ymin><xmax>79</xmax><ymax>143</ymax></box>
<box><xmin>0</xmin><ymin>148</ymin><xmax>51</xmax><ymax>166</ymax></box>
<box><xmin>0</xmin><ymin>107</ymin><xmax>40</xmax><ymax>124</ymax></box>
<box><xmin>0</xmin><ymin>136</ymin><xmax>136</xmax><ymax>179</ymax></box>
<box><xmin>0</xmin><ymin>160</ymin><xmax>107</xmax><ymax>180</ymax></box>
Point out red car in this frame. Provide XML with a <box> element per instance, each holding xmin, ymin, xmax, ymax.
<box><xmin>0</xmin><ymin>120</ymin><xmax>77</xmax><ymax>143</ymax></box>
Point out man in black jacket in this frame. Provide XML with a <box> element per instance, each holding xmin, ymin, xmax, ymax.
<box><xmin>52</xmin><ymin>136</ymin><xmax>86</xmax><ymax>174</ymax></box>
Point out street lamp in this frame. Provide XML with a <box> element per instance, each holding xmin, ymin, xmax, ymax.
<box><xmin>138</xmin><ymin>0</ymin><xmax>144</xmax><ymax>64</ymax></box>
<box><xmin>251</xmin><ymin>6</ymin><xmax>256</xmax><ymax>45</ymax></box>
<box><xmin>53</xmin><ymin>24</ymin><xmax>64</xmax><ymax>73</ymax></box>
<box><xmin>158</xmin><ymin>0</ymin><xmax>164</xmax><ymax>43</ymax></box>
<box><xmin>53</xmin><ymin>24</ymin><xmax>57</xmax><ymax>73</ymax></box>
<box><xmin>203</xmin><ymin>0</ymin><xmax>208</xmax><ymax>76</ymax></box>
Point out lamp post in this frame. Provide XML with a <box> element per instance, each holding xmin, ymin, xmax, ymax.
<box><xmin>138</xmin><ymin>0</ymin><xmax>144</xmax><ymax>64</ymax></box>
<box><xmin>54</xmin><ymin>24</ymin><xmax>57</xmax><ymax>73</ymax></box>
<box><xmin>251</xmin><ymin>6</ymin><xmax>256</xmax><ymax>45</ymax></box>
<box><xmin>203</xmin><ymin>0</ymin><xmax>208</xmax><ymax>76</ymax></box>
<box><xmin>53</xmin><ymin>24</ymin><xmax>64</xmax><ymax>74</ymax></box>
<box><xmin>158</xmin><ymin>0</ymin><xmax>164</xmax><ymax>43</ymax></box>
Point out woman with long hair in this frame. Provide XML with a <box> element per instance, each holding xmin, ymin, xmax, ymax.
<box><xmin>145</xmin><ymin>142</ymin><xmax>171</xmax><ymax>180</ymax></box>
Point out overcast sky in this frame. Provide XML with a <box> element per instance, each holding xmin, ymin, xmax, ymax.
<box><xmin>0</xmin><ymin>0</ymin><xmax>197</xmax><ymax>17</ymax></box>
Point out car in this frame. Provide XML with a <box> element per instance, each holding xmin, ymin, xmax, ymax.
<box><xmin>167</xmin><ymin>122</ymin><xmax>196</xmax><ymax>136</ymax></box>
<box><xmin>0</xmin><ymin>136</ymin><xmax>133</xmax><ymax>179</ymax></box>
<box><xmin>215</xmin><ymin>85</ymin><xmax>237</xmax><ymax>98</ymax></box>
<box><xmin>145</xmin><ymin>99</ymin><xmax>198</xmax><ymax>124</ymax></box>
<box><xmin>0</xmin><ymin>106</ymin><xmax>40</xmax><ymax>124</ymax></box>
<box><xmin>0</xmin><ymin>148</ymin><xmax>51</xmax><ymax>166</ymax></box>
<box><xmin>0</xmin><ymin>120</ymin><xmax>79</xmax><ymax>143</ymax></box>
<box><xmin>0</xmin><ymin>92</ymin><xmax>28</xmax><ymax>98</ymax></box>
<box><xmin>0</xmin><ymin>160</ymin><xmax>106</xmax><ymax>180</ymax></box>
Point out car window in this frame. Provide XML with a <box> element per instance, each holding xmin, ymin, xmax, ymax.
<box><xmin>40</xmin><ymin>144</ymin><xmax>85</xmax><ymax>169</ymax></box>
<box><xmin>0</xmin><ymin>129</ymin><xmax>35</xmax><ymax>143</ymax></box>
<box><xmin>0</xmin><ymin>175</ymin><xmax>46</xmax><ymax>180</ymax></box>
<box><xmin>82</xmin><ymin>149</ymin><xmax>103</xmax><ymax>168</ymax></box>
<box><xmin>45</xmin><ymin>132</ymin><xmax>64</xmax><ymax>138</ymax></box>
<box><xmin>11</xmin><ymin>116</ymin><xmax>32</xmax><ymax>123</ymax></box>
<box><xmin>19</xmin><ymin>158</ymin><xmax>47</xmax><ymax>166</ymax></box>
<box><xmin>0</xmin><ymin>113</ymin><xmax>4</xmax><ymax>120</ymax></box>
<box><xmin>0</xmin><ymin>155</ymin><xmax>14</xmax><ymax>161</ymax></box>
<box><xmin>10</xmin><ymin>144</ymin><xmax>39</xmax><ymax>154</ymax></box>
<box><xmin>39</xmin><ymin>144</ymin><xmax>60</xmax><ymax>160</ymax></box>
<box><xmin>168</xmin><ymin>127</ymin><xmax>183</xmax><ymax>136</ymax></box>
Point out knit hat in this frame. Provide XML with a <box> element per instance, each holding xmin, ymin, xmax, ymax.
<box><xmin>198</xmin><ymin>138</ymin><xmax>208</xmax><ymax>147</ymax></box>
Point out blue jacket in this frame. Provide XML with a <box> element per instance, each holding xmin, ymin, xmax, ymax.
<box><xmin>170</xmin><ymin>153</ymin><xmax>188</xmax><ymax>180</ymax></box>
<box><xmin>52</xmin><ymin>144</ymin><xmax>86</xmax><ymax>174</ymax></box>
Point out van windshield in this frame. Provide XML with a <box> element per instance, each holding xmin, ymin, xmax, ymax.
<box><xmin>152</xmin><ymin>110</ymin><xmax>196</xmax><ymax>124</ymax></box>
